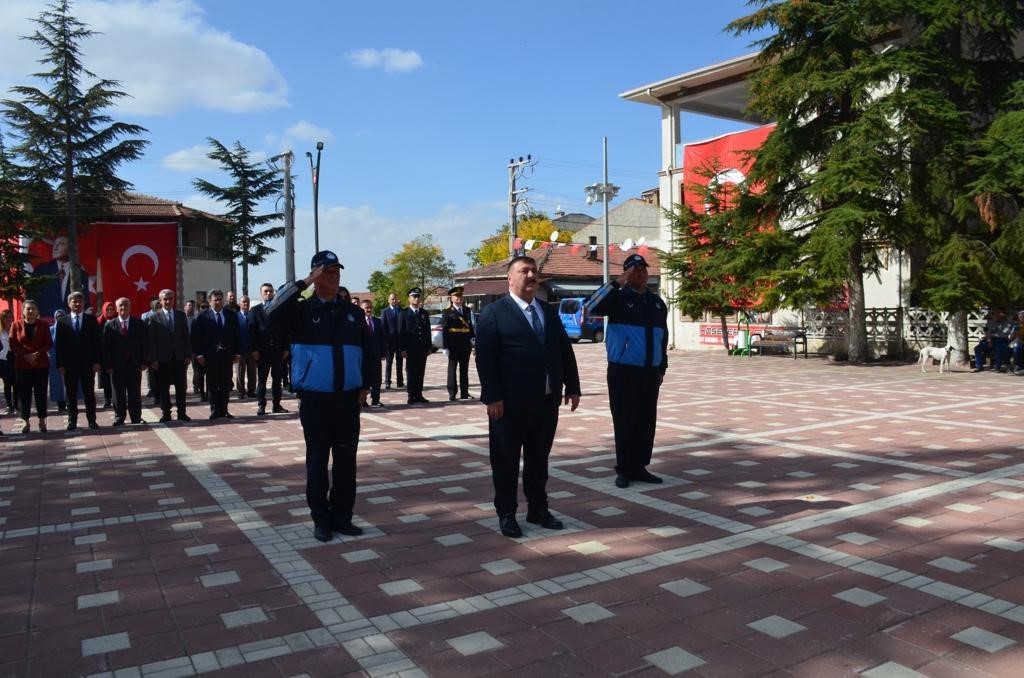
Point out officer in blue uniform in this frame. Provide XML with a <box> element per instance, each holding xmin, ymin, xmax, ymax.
<box><xmin>264</xmin><ymin>250</ymin><xmax>373</xmax><ymax>542</ymax></box>
<box><xmin>585</xmin><ymin>254</ymin><xmax>668</xmax><ymax>489</ymax></box>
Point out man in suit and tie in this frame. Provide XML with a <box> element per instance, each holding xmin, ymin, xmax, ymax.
<box><xmin>55</xmin><ymin>291</ymin><xmax>102</xmax><ymax>431</ymax></box>
<box><xmin>475</xmin><ymin>255</ymin><xmax>581</xmax><ymax>538</ymax></box>
<box><xmin>102</xmin><ymin>297</ymin><xmax>147</xmax><ymax>426</ymax></box>
<box><xmin>147</xmin><ymin>288</ymin><xmax>192</xmax><ymax>424</ymax></box>
<box><xmin>192</xmin><ymin>288</ymin><xmax>240</xmax><ymax>420</ymax></box>
<box><xmin>380</xmin><ymin>292</ymin><xmax>404</xmax><ymax>390</ymax></box>
<box><xmin>398</xmin><ymin>287</ymin><xmax>433</xmax><ymax>405</ymax></box>
<box><xmin>360</xmin><ymin>298</ymin><xmax>387</xmax><ymax>408</ymax></box>
<box><xmin>249</xmin><ymin>282</ymin><xmax>289</xmax><ymax>416</ymax></box>
<box><xmin>235</xmin><ymin>295</ymin><xmax>257</xmax><ymax>399</ymax></box>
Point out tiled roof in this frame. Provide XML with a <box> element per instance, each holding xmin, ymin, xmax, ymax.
<box><xmin>106</xmin><ymin>193</ymin><xmax>221</xmax><ymax>221</ymax></box>
<box><xmin>454</xmin><ymin>244</ymin><xmax>661</xmax><ymax>281</ymax></box>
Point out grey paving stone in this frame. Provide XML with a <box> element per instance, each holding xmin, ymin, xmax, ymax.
<box><xmin>81</xmin><ymin>631</ymin><xmax>131</xmax><ymax>657</ymax></box>
<box><xmin>743</xmin><ymin>557</ymin><xmax>788</xmax><ymax>573</ymax></box>
<box><xmin>648</xmin><ymin>526</ymin><xmax>686</xmax><ymax>537</ymax></box>
<box><xmin>379</xmin><ymin>579</ymin><xmax>423</xmax><ymax>596</ymax></box>
<box><xmin>446</xmin><ymin>631</ymin><xmax>503</xmax><ymax>656</ymax></box>
<box><xmin>951</xmin><ymin>626</ymin><xmax>1015</xmax><ymax>653</ymax></box>
<box><xmin>661</xmin><ymin>578</ymin><xmax>710</xmax><ymax>598</ymax></box>
<box><xmin>76</xmin><ymin>559</ymin><xmax>113</xmax><ymax>574</ymax></box>
<box><xmin>928</xmin><ymin>556</ymin><xmax>974</xmax><ymax>573</ymax></box>
<box><xmin>435</xmin><ymin>533</ymin><xmax>472</xmax><ymax>546</ymax></box>
<box><xmin>74</xmin><ymin>533</ymin><xmax>107</xmax><ymax>545</ymax></box>
<box><xmin>199</xmin><ymin>571</ymin><xmax>240</xmax><ymax>588</ymax></box>
<box><xmin>738</xmin><ymin>506</ymin><xmax>774</xmax><ymax>517</ymax></box>
<box><xmin>481</xmin><ymin>559</ymin><xmax>522</xmax><ymax>575</ymax></box>
<box><xmin>747</xmin><ymin>615</ymin><xmax>806</xmax><ymax>639</ymax></box>
<box><xmin>561</xmin><ymin>602</ymin><xmax>614</xmax><ymax>624</ymax></box>
<box><xmin>643</xmin><ymin>646</ymin><xmax>706</xmax><ymax>674</ymax></box>
<box><xmin>834</xmin><ymin>587</ymin><xmax>886</xmax><ymax>607</ymax></box>
<box><xmin>343</xmin><ymin>549</ymin><xmax>380</xmax><ymax>563</ymax></box>
<box><xmin>220</xmin><ymin>606</ymin><xmax>269</xmax><ymax>628</ymax></box>
<box><xmin>184</xmin><ymin>544</ymin><xmax>220</xmax><ymax>557</ymax></box>
<box><xmin>593</xmin><ymin>506</ymin><xmax>625</xmax><ymax>517</ymax></box>
<box><xmin>77</xmin><ymin>590</ymin><xmax>120</xmax><ymax>609</ymax></box>
<box><xmin>837</xmin><ymin>532</ymin><xmax>877</xmax><ymax>545</ymax></box>
<box><xmin>861</xmin><ymin>661</ymin><xmax>927</xmax><ymax>678</ymax></box>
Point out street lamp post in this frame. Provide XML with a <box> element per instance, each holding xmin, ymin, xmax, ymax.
<box><xmin>306</xmin><ymin>141</ymin><xmax>324</xmax><ymax>254</ymax></box>
<box><xmin>584</xmin><ymin>137</ymin><xmax>620</xmax><ymax>287</ymax></box>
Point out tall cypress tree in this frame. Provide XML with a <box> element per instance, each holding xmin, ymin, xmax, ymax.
<box><xmin>193</xmin><ymin>138</ymin><xmax>284</xmax><ymax>296</ymax></box>
<box><xmin>1</xmin><ymin>0</ymin><xmax>147</xmax><ymax>293</ymax></box>
<box><xmin>0</xmin><ymin>131</ymin><xmax>35</xmax><ymax>302</ymax></box>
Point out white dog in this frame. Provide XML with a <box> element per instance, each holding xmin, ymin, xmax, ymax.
<box><xmin>919</xmin><ymin>345</ymin><xmax>954</xmax><ymax>373</ymax></box>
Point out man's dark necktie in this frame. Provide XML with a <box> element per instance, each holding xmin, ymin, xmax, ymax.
<box><xmin>73</xmin><ymin>315</ymin><xmax>80</xmax><ymax>335</ymax></box>
<box><xmin>528</xmin><ymin>304</ymin><xmax>544</xmax><ymax>342</ymax></box>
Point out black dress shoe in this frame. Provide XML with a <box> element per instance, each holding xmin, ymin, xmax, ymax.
<box><xmin>159</xmin><ymin>414</ymin><xmax>172</xmax><ymax>424</ymax></box>
<box><xmin>407</xmin><ymin>398</ymin><xmax>416</xmax><ymax>405</ymax></box>
<box><xmin>449</xmin><ymin>396</ymin><xmax>456</xmax><ymax>401</ymax></box>
<box><xmin>88</xmin><ymin>422</ymin><xmax>100</xmax><ymax>430</ymax></box>
<box><xmin>498</xmin><ymin>513</ymin><xmax>522</xmax><ymax>538</ymax></box>
<box><xmin>257</xmin><ymin>406</ymin><xmax>266</xmax><ymax>416</ymax></box>
<box><xmin>417</xmin><ymin>397</ymin><xmax>430</xmax><ymax>404</ymax></box>
<box><xmin>313</xmin><ymin>525</ymin><xmax>332</xmax><ymax>542</ymax></box>
<box><xmin>112</xmin><ymin>419</ymin><xmax>125</xmax><ymax>427</ymax></box>
<box><xmin>526</xmin><ymin>509</ymin><xmax>564</xmax><ymax>530</ymax></box>
<box><xmin>331</xmin><ymin>520</ymin><xmax>364</xmax><ymax>536</ymax></box>
<box><xmin>460</xmin><ymin>394</ymin><xmax>473</xmax><ymax>400</ymax></box>
<box><xmin>65</xmin><ymin>423</ymin><xmax>78</xmax><ymax>432</ymax></box>
<box><xmin>224</xmin><ymin>413</ymin><xmax>235</xmax><ymax>419</ymax></box>
<box><xmin>615</xmin><ymin>474</ymin><xmax>630</xmax><ymax>489</ymax></box>
<box><xmin>177</xmin><ymin>413</ymin><xmax>191</xmax><ymax>422</ymax></box>
<box><xmin>131</xmin><ymin>419</ymin><xmax>144</xmax><ymax>425</ymax></box>
<box><xmin>272</xmin><ymin>405</ymin><xmax>289</xmax><ymax>413</ymax></box>
<box><xmin>209</xmin><ymin>412</ymin><xmax>221</xmax><ymax>420</ymax></box>
<box><xmin>631</xmin><ymin>469</ymin><xmax>663</xmax><ymax>484</ymax></box>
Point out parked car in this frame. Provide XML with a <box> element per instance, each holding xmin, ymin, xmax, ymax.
<box><xmin>429</xmin><ymin>314</ymin><xmax>444</xmax><ymax>352</ymax></box>
<box><xmin>558</xmin><ymin>297</ymin><xmax>604</xmax><ymax>343</ymax></box>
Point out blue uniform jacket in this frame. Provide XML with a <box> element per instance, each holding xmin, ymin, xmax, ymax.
<box><xmin>264</xmin><ymin>281</ymin><xmax>372</xmax><ymax>394</ymax></box>
<box><xmin>584</xmin><ymin>282</ymin><xmax>668</xmax><ymax>373</ymax></box>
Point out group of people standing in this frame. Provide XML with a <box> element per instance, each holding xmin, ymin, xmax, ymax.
<box><xmin>0</xmin><ymin>285</ymin><xmax>293</xmax><ymax>435</ymax></box>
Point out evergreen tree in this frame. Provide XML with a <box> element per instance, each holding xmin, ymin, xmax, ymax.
<box><xmin>0</xmin><ymin>132</ymin><xmax>36</xmax><ymax>302</ymax></box>
<box><xmin>1</xmin><ymin>0</ymin><xmax>147</xmax><ymax>292</ymax></box>
<box><xmin>193</xmin><ymin>138</ymin><xmax>284</xmax><ymax>296</ymax></box>
<box><xmin>729</xmin><ymin>0</ymin><xmax>908</xmax><ymax>363</ymax></box>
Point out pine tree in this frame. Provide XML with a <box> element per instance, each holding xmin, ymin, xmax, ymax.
<box><xmin>193</xmin><ymin>138</ymin><xmax>284</xmax><ymax>296</ymax></box>
<box><xmin>729</xmin><ymin>0</ymin><xmax>909</xmax><ymax>363</ymax></box>
<box><xmin>0</xmin><ymin>132</ymin><xmax>36</xmax><ymax>302</ymax></box>
<box><xmin>1</xmin><ymin>0</ymin><xmax>147</xmax><ymax>293</ymax></box>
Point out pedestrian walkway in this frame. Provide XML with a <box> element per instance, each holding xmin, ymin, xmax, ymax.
<box><xmin>2</xmin><ymin>346</ymin><xmax>1023</xmax><ymax>676</ymax></box>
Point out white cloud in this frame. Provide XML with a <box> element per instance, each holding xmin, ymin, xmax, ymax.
<box><xmin>263</xmin><ymin>121</ymin><xmax>336</xmax><ymax>156</ymax></box>
<box><xmin>285</xmin><ymin>121</ymin><xmax>335</xmax><ymax>144</ymax></box>
<box><xmin>0</xmin><ymin>0</ymin><xmax>288</xmax><ymax>116</ymax></box>
<box><xmin>161</xmin><ymin>144</ymin><xmax>221</xmax><ymax>172</ymax></box>
<box><xmin>346</xmin><ymin>48</ymin><xmax>423</xmax><ymax>73</ymax></box>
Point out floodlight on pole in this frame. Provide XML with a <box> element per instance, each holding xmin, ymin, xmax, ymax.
<box><xmin>307</xmin><ymin>141</ymin><xmax>324</xmax><ymax>254</ymax></box>
<box><xmin>583</xmin><ymin>137</ymin><xmax>619</xmax><ymax>288</ymax></box>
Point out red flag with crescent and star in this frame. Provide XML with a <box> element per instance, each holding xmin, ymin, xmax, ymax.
<box><xmin>94</xmin><ymin>223</ymin><xmax>177</xmax><ymax>315</ymax></box>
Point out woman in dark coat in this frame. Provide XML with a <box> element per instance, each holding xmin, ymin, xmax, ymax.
<box><xmin>9</xmin><ymin>300</ymin><xmax>52</xmax><ymax>433</ymax></box>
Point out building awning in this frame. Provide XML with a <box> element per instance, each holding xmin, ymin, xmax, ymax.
<box><xmin>461</xmin><ymin>279</ymin><xmax>509</xmax><ymax>296</ymax></box>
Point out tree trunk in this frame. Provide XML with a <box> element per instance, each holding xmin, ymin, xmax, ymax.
<box><xmin>719</xmin><ymin>313</ymin><xmax>732</xmax><ymax>353</ymax></box>
<box><xmin>945</xmin><ymin>310</ymin><xmax>969</xmax><ymax>368</ymax></box>
<box><xmin>847</xmin><ymin>242</ymin><xmax>869</xmax><ymax>364</ymax></box>
<box><xmin>240</xmin><ymin>261</ymin><xmax>249</xmax><ymax>297</ymax></box>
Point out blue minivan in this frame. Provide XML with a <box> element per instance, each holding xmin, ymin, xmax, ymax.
<box><xmin>558</xmin><ymin>297</ymin><xmax>604</xmax><ymax>343</ymax></box>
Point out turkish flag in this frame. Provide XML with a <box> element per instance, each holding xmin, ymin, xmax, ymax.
<box><xmin>682</xmin><ymin>124</ymin><xmax>774</xmax><ymax>214</ymax></box>
<box><xmin>95</xmin><ymin>223</ymin><xmax>177</xmax><ymax>316</ymax></box>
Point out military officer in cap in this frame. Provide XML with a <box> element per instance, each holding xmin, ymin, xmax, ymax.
<box><xmin>262</xmin><ymin>249</ymin><xmax>373</xmax><ymax>542</ymax></box>
<box><xmin>584</xmin><ymin>253</ymin><xmax>668</xmax><ymax>489</ymax></box>
<box><xmin>442</xmin><ymin>286</ymin><xmax>474</xmax><ymax>400</ymax></box>
<box><xmin>398</xmin><ymin>287</ymin><xmax>432</xmax><ymax>404</ymax></box>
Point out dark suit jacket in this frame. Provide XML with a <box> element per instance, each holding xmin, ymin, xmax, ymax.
<box><xmin>475</xmin><ymin>294</ymin><xmax>580</xmax><ymax>411</ymax></box>
<box><xmin>55</xmin><ymin>314</ymin><xmax>102</xmax><ymax>372</ymax></box>
<box><xmin>191</xmin><ymin>308</ymin><xmax>240</xmax><ymax>359</ymax></box>
<box><xmin>146</xmin><ymin>309</ymin><xmax>192</xmax><ymax>363</ymax></box>
<box><xmin>381</xmin><ymin>305</ymin><xmax>402</xmax><ymax>339</ymax></box>
<box><xmin>398</xmin><ymin>307</ymin><xmax>432</xmax><ymax>354</ymax></box>
<box><xmin>249</xmin><ymin>303</ymin><xmax>288</xmax><ymax>354</ymax></box>
<box><xmin>364</xmin><ymin>315</ymin><xmax>387</xmax><ymax>359</ymax></box>
<box><xmin>103</xmin><ymin>316</ymin><xmax>147</xmax><ymax>368</ymax></box>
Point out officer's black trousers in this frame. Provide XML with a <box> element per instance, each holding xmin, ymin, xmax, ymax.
<box><xmin>405</xmin><ymin>349</ymin><xmax>428</xmax><ymax>401</ymax></box>
<box><xmin>256</xmin><ymin>351</ymin><xmax>284</xmax><ymax>407</ymax></box>
<box><xmin>299</xmin><ymin>391</ymin><xmax>361</xmax><ymax>527</ymax></box>
<box><xmin>384</xmin><ymin>344</ymin><xmax>403</xmax><ymax>387</ymax></box>
<box><xmin>607</xmin><ymin>364</ymin><xmax>661</xmax><ymax>475</ymax></box>
<box><xmin>446</xmin><ymin>348</ymin><xmax>471</xmax><ymax>398</ymax></box>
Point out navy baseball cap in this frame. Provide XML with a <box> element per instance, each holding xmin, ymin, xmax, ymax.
<box><xmin>311</xmin><ymin>250</ymin><xmax>343</xmax><ymax>269</ymax></box>
<box><xmin>623</xmin><ymin>254</ymin><xmax>648</xmax><ymax>270</ymax></box>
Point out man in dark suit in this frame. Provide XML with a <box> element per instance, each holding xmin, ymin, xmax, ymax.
<box><xmin>399</xmin><ymin>287</ymin><xmax>432</xmax><ymax>404</ymax></box>
<box><xmin>55</xmin><ymin>291</ymin><xmax>102</xmax><ymax>431</ymax></box>
<box><xmin>191</xmin><ymin>288</ymin><xmax>240</xmax><ymax>420</ymax></box>
<box><xmin>235</xmin><ymin>295</ymin><xmax>256</xmax><ymax>399</ymax></box>
<box><xmin>102</xmin><ymin>297</ymin><xmax>147</xmax><ymax>426</ymax></box>
<box><xmin>442</xmin><ymin>285</ymin><xmax>475</xmax><ymax>401</ymax></box>
<box><xmin>249</xmin><ymin>282</ymin><xmax>289</xmax><ymax>416</ymax></box>
<box><xmin>380</xmin><ymin>292</ymin><xmax>404</xmax><ymax>390</ymax></box>
<box><xmin>475</xmin><ymin>255</ymin><xmax>581</xmax><ymax>538</ymax></box>
<box><xmin>147</xmin><ymin>288</ymin><xmax>192</xmax><ymax>424</ymax></box>
<box><xmin>360</xmin><ymin>298</ymin><xmax>387</xmax><ymax>408</ymax></box>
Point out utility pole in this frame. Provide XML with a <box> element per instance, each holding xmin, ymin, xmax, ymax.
<box><xmin>507</xmin><ymin>155</ymin><xmax>533</xmax><ymax>257</ymax></box>
<box><xmin>270</xmin><ymin>151</ymin><xmax>296</xmax><ymax>282</ymax></box>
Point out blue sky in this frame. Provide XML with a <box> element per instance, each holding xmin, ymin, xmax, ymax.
<box><xmin>0</xmin><ymin>0</ymin><xmax>766</xmax><ymax>292</ymax></box>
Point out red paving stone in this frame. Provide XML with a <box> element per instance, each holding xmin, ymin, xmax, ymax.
<box><xmin>2</xmin><ymin>346</ymin><xmax>1024</xmax><ymax>676</ymax></box>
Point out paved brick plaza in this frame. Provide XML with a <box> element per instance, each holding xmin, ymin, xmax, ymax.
<box><xmin>2</xmin><ymin>344</ymin><xmax>1023</xmax><ymax>677</ymax></box>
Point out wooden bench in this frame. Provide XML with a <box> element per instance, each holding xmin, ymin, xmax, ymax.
<box><xmin>751</xmin><ymin>329</ymin><xmax>808</xmax><ymax>359</ymax></box>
